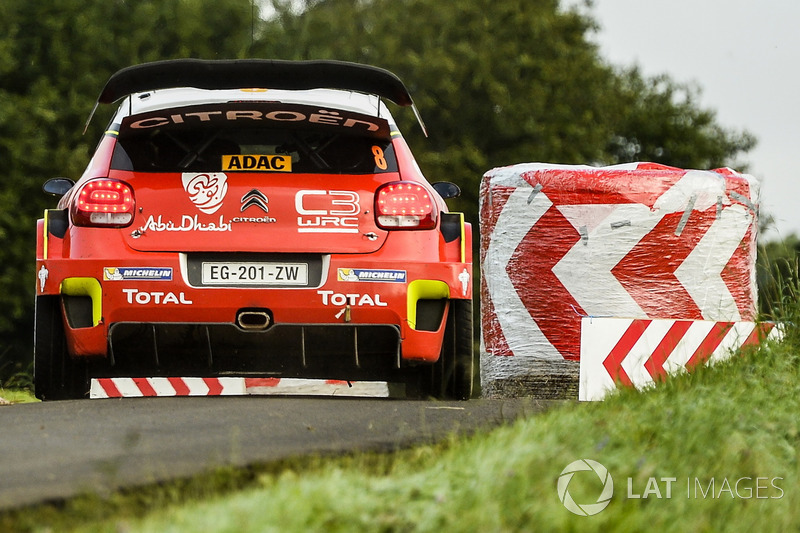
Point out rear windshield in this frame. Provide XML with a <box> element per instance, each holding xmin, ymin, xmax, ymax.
<box><xmin>110</xmin><ymin>102</ymin><xmax>398</xmax><ymax>174</ymax></box>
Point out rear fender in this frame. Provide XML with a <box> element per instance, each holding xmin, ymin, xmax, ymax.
<box><xmin>60</xmin><ymin>277</ymin><xmax>107</xmax><ymax>358</ymax></box>
<box><xmin>402</xmin><ymin>281</ymin><xmax>450</xmax><ymax>361</ymax></box>
<box><xmin>401</xmin><ymin>302</ymin><xmax>449</xmax><ymax>362</ymax></box>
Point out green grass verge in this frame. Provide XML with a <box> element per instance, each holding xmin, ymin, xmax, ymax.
<box><xmin>3</xmin><ymin>334</ymin><xmax>798</xmax><ymax>532</ymax></box>
<box><xmin>0</xmin><ymin>388</ymin><xmax>37</xmax><ymax>404</ymax></box>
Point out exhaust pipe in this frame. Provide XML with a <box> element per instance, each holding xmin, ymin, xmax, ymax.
<box><xmin>236</xmin><ymin>309</ymin><xmax>272</xmax><ymax>330</ymax></box>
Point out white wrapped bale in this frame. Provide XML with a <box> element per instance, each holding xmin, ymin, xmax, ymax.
<box><xmin>480</xmin><ymin>162</ymin><xmax>760</xmax><ymax>399</ymax></box>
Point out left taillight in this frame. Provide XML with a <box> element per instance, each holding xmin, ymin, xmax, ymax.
<box><xmin>71</xmin><ymin>178</ymin><xmax>135</xmax><ymax>227</ymax></box>
<box><xmin>375</xmin><ymin>181</ymin><xmax>437</xmax><ymax>230</ymax></box>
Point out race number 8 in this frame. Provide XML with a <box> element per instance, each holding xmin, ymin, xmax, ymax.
<box><xmin>372</xmin><ymin>146</ymin><xmax>388</xmax><ymax>170</ymax></box>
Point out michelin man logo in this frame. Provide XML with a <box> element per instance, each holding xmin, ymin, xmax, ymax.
<box><xmin>38</xmin><ymin>265</ymin><xmax>49</xmax><ymax>292</ymax></box>
<box><xmin>557</xmin><ymin>459</ymin><xmax>613</xmax><ymax>516</ymax></box>
<box><xmin>458</xmin><ymin>268</ymin><xmax>470</xmax><ymax>296</ymax></box>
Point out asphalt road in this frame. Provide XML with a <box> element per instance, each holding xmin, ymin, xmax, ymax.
<box><xmin>0</xmin><ymin>396</ymin><xmax>555</xmax><ymax>511</ymax></box>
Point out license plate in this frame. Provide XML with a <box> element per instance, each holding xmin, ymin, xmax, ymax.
<box><xmin>201</xmin><ymin>262</ymin><xmax>308</xmax><ymax>285</ymax></box>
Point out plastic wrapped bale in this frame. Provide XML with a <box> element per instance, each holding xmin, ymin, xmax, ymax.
<box><xmin>479</xmin><ymin>162</ymin><xmax>759</xmax><ymax>399</ymax></box>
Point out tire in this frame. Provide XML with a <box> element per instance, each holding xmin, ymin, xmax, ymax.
<box><xmin>445</xmin><ymin>298</ymin><xmax>474</xmax><ymax>400</ymax></box>
<box><xmin>34</xmin><ymin>296</ymin><xmax>88</xmax><ymax>400</ymax></box>
<box><xmin>418</xmin><ymin>299</ymin><xmax>474</xmax><ymax>400</ymax></box>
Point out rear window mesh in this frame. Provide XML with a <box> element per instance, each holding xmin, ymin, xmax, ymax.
<box><xmin>112</xmin><ymin>127</ymin><xmax>397</xmax><ymax>174</ymax></box>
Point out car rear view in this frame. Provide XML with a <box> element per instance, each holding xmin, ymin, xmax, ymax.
<box><xmin>35</xmin><ymin>59</ymin><xmax>473</xmax><ymax>400</ymax></box>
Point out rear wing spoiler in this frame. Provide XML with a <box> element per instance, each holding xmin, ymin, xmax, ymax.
<box><xmin>87</xmin><ymin>58</ymin><xmax>427</xmax><ymax>135</ymax></box>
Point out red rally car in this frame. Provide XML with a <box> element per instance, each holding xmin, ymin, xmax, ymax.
<box><xmin>35</xmin><ymin>59</ymin><xmax>473</xmax><ymax>400</ymax></box>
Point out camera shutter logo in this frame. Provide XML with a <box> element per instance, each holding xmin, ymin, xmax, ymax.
<box><xmin>557</xmin><ymin>459</ymin><xmax>613</xmax><ymax>516</ymax></box>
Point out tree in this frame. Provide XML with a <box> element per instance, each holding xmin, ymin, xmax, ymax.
<box><xmin>0</xmin><ymin>0</ymin><xmax>257</xmax><ymax>380</ymax></box>
<box><xmin>606</xmin><ymin>69</ymin><xmax>756</xmax><ymax>169</ymax></box>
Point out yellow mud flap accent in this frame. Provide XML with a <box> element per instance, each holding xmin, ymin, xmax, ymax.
<box><xmin>60</xmin><ymin>277</ymin><xmax>102</xmax><ymax>327</ymax></box>
<box><xmin>407</xmin><ymin>280</ymin><xmax>449</xmax><ymax>330</ymax></box>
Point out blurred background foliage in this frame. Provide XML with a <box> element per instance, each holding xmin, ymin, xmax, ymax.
<box><xmin>0</xmin><ymin>0</ymin><xmax>788</xmax><ymax>382</ymax></box>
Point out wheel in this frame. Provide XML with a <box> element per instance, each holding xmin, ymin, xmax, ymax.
<box><xmin>417</xmin><ymin>299</ymin><xmax>474</xmax><ymax>400</ymax></box>
<box><xmin>34</xmin><ymin>296</ymin><xmax>88</xmax><ymax>400</ymax></box>
<box><xmin>443</xmin><ymin>298</ymin><xmax>474</xmax><ymax>400</ymax></box>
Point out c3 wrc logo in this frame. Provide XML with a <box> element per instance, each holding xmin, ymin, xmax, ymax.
<box><xmin>296</xmin><ymin>190</ymin><xmax>360</xmax><ymax>233</ymax></box>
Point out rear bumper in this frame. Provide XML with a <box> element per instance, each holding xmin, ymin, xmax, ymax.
<box><xmin>107</xmin><ymin>322</ymin><xmax>403</xmax><ymax>380</ymax></box>
<box><xmin>38</xmin><ymin>253</ymin><xmax>472</xmax><ymax>370</ymax></box>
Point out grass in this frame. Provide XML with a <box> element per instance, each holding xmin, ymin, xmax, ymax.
<box><xmin>0</xmin><ymin>388</ymin><xmax>37</xmax><ymax>404</ymax></box>
<box><xmin>2</xmin><ymin>332</ymin><xmax>798</xmax><ymax>532</ymax></box>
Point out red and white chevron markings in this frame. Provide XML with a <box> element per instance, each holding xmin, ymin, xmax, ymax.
<box><xmin>90</xmin><ymin>377</ymin><xmax>390</xmax><ymax>398</ymax></box>
<box><xmin>481</xmin><ymin>175</ymin><xmax>561</xmax><ymax>361</ymax></box>
<box><xmin>579</xmin><ymin>318</ymin><xmax>779</xmax><ymax>401</ymax></box>
<box><xmin>480</xmin><ymin>163</ymin><xmax>760</xmax><ymax>372</ymax></box>
<box><xmin>90</xmin><ymin>377</ymin><xmax>243</xmax><ymax>398</ymax></box>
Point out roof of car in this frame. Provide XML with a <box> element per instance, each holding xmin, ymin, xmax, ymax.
<box><xmin>97</xmin><ymin>59</ymin><xmax>414</xmax><ymax>106</ymax></box>
<box><xmin>122</xmin><ymin>87</ymin><xmax>388</xmax><ymax>117</ymax></box>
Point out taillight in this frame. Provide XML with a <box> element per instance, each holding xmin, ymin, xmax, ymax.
<box><xmin>71</xmin><ymin>179</ymin><xmax>135</xmax><ymax>227</ymax></box>
<box><xmin>375</xmin><ymin>181</ymin><xmax>437</xmax><ymax>230</ymax></box>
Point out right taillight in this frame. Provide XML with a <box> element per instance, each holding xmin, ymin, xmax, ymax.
<box><xmin>375</xmin><ymin>181</ymin><xmax>436</xmax><ymax>230</ymax></box>
<box><xmin>71</xmin><ymin>178</ymin><xmax>135</xmax><ymax>227</ymax></box>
